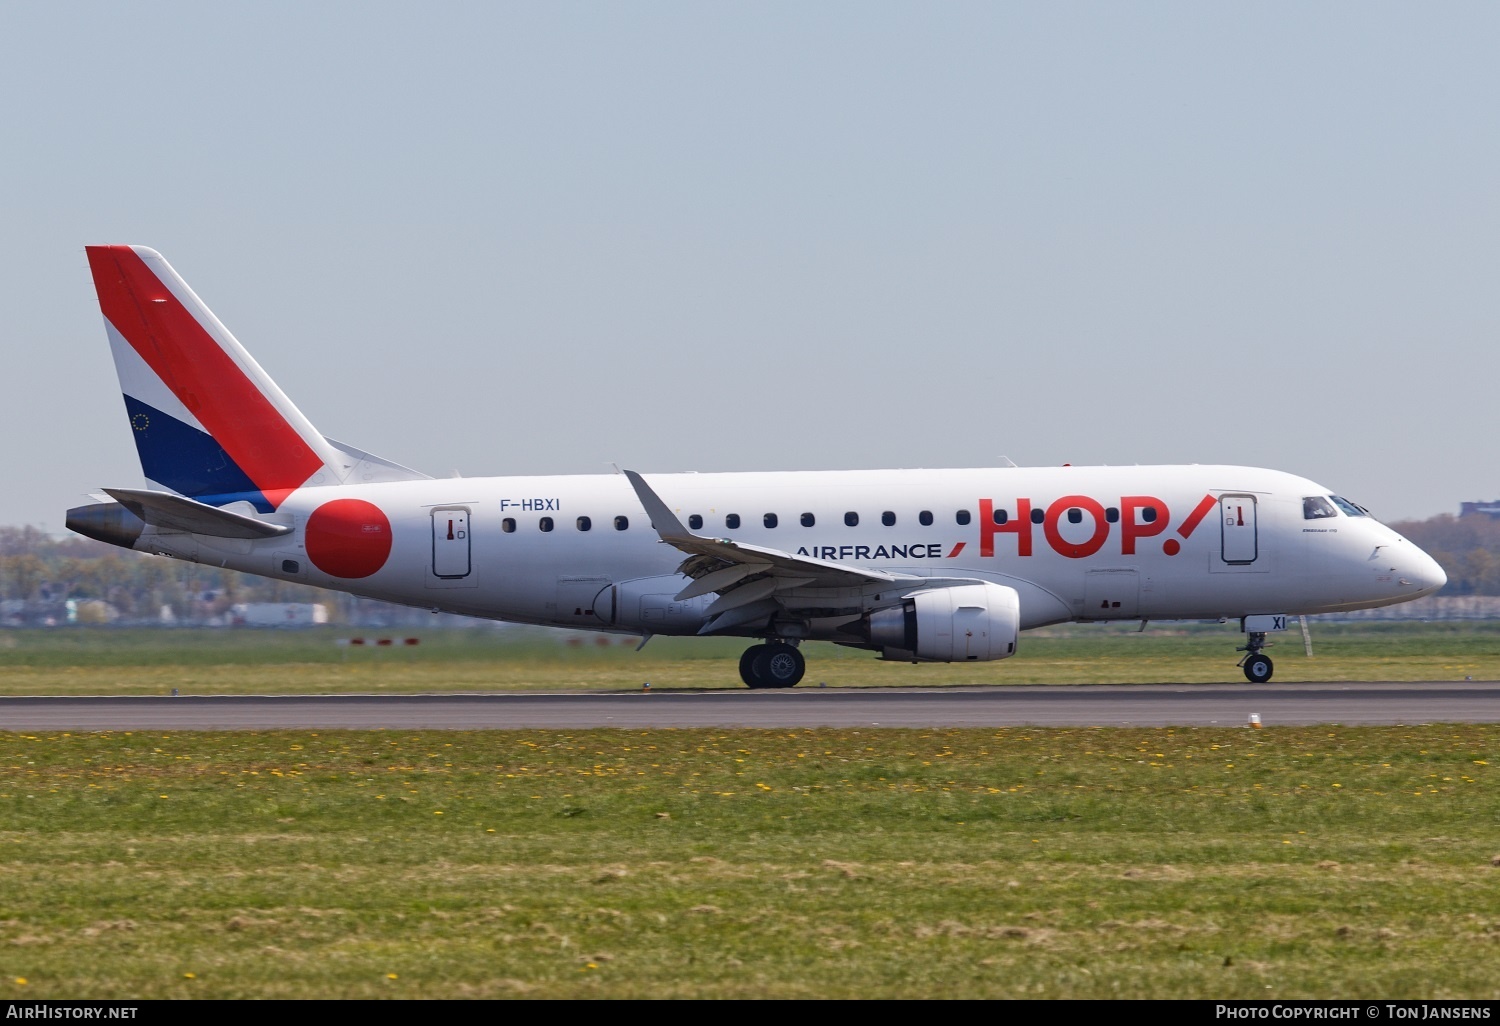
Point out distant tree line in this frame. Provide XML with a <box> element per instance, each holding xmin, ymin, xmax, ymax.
<box><xmin>1386</xmin><ymin>514</ymin><xmax>1500</xmax><ymax>596</ymax></box>
<box><xmin>0</xmin><ymin>526</ymin><xmax>347</xmax><ymax>623</ymax></box>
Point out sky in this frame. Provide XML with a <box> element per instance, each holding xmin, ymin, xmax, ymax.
<box><xmin>2</xmin><ymin>2</ymin><xmax>1496</xmax><ymax>533</ymax></box>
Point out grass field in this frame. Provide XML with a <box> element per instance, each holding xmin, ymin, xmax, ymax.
<box><xmin>0</xmin><ymin>620</ymin><xmax>1498</xmax><ymax>695</ymax></box>
<box><xmin>1</xmin><ymin>624</ymin><xmax>1497</xmax><ymax>999</ymax></box>
<box><xmin>0</xmin><ymin>724</ymin><xmax>1497</xmax><ymax>999</ymax></box>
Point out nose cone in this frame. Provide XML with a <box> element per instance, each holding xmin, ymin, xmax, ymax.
<box><xmin>1405</xmin><ymin>545</ymin><xmax>1447</xmax><ymax>597</ymax></box>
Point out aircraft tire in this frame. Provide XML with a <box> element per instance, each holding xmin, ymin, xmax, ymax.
<box><xmin>1243</xmin><ymin>654</ymin><xmax>1274</xmax><ymax>684</ymax></box>
<box><xmin>753</xmin><ymin>642</ymin><xmax>805</xmax><ymax>689</ymax></box>
<box><xmin>739</xmin><ymin>647</ymin><xmax>769</xmax><ymax>689</ymax></box>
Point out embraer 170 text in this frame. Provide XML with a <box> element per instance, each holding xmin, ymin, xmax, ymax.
<box><xmin>68</xmin><ymin>247</ymin><xmax>1447</xmax><ymax>687</ymax></box>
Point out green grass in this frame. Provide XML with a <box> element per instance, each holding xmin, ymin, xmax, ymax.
<box><xmin>1</xmin><ymin>621</ymin><xmax>1498</xmax><ymax>695</ymax></box>
<box><xmin>1</xmin><ymin>725</ymin><xmax>1497</xmax><ymax>998</ymax></box>
<box><xmin>1</xmin><ymin>623</ymin><xmax>1496</xmax><ymax>997</ymax></box>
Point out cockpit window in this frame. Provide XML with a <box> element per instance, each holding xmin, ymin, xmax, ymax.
<box><xmin>1303</xmin><ymin>496</ymin><xmax>1338</xmax><ymax>520</ymax></box>
<box><xmin>1330</xmin><ymin>496</ymin><xmax>1368</xmax><ymax>518</ymax></box>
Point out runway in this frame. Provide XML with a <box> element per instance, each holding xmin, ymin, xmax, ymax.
<box><xmin>2</xmin><ymin>681</ymin><xmax>1497</xmax><ymax>730</ymax></box>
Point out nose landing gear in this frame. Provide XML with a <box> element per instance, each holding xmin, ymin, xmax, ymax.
<box><xmin>739</xmin><ymin>641</ymin><xmax>805</xmax><ymax>689</ymax></box>
<box><xmin>1238</xmin><ymin>631</ymin><xmax>1274</xmax><ymax>683</ymax></box>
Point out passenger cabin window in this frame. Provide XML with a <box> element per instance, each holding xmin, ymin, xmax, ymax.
<box><xmin>763</xmin><ymin>513</ymin><xmax>778</xmax><ymax>528</ymax></box>
<box><xmin>725</xmin><ymin>513</ymin><xmax>740</xmax><ymax>529</ymax></box>
<box><xmin>844</xmin><ymin>512</ymin><xmax>859</xmax><ymax>527</ymax></box>
<box><xmin>614</xmin><ymin>515</ymin><xmax>629</xmax><ymax>531</ymax></box>
<box><xmin>1066</xmin><ymin>508</ymin><xmax>1082</xmax><ymax>524</ymax></box>
<box><xmin>919</xmin><ymin>510</ymin><xmax>933</xmax><ymax>526</ymax></box>
<box><xmin>576</xmin><ymin>516</ymin><xmax>591</xmax><ymax>532</ymax></box>
<box><xmin>539</xmin><ymin>517</ymin><xmax>554</xmax><ymax>532</ymax></box>
<box><xmin>880</xmin><ymin>511</ymin><xmax>896</xmax><ymax>527</ymax></box>
<box><xmin>1142</xmin><ymin>507</ymin><xmax>1157</xmax><ymax>523</ymax></box>
<box><xmin>1303</xmin><ymin>496</ymin><xmax>1338</xmax><ymax>520</ymax></box>
<box><xmin>1331</xmin><ymin>496</ymin><xmax>1369</xmax><ymax>517</ymax></box>
<box><xmin>1030</xmin><ymin>508</ymin><xmax>1044</xmax><ymax>524</ymax></box>
<box><xmin>801</xmin><ymin>512</ymin><xmax>815</xmax><ymax>527</ymax></box>
<box><xmin>992</xmin><ymin>508</ymin><xmax>1008</xmax><ymax>525</ymax></box>
<box><xmin>955</xmin><ymin>510</ymin><xmax>971</xmax><ymax>526</ymax></box>
<box><xmin>502</xmin><ymin>518</ymin><xmax>516</xmax><ymax>533</ymax></box>
<box><xmin>1105</xmin><ymin>507</ymin><xmax>1119</xmax><ymax>523</ymax></box>
<box><xmin>688</xmin><ymin>514</ymin><xmax>703</xmax><ymax>530</ymax></box>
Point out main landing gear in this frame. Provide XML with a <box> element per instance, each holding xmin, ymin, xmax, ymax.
<box><xmin>1238</xmin><ymin>631</ymin><xmax>1274</xmax><ymax>683</ymax></box>
<box><xmin>739</xmin><ymin>641</ymin><xmax>806</xmax><ymax>689</ymax></box>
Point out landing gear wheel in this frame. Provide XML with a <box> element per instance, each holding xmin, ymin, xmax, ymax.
<box><xmin>755</xmin><ymin>642</ymin><xmax>805</xmax><ymax>689</ymax></box>
<box><xmin>739</xmin><ymin>647</ymin><xmax>767</xmax><ymax>689</ymax></box>
<box><xmin>739</xmin><ymin>642</ymin><xmax>805</xmax><ymax>689</ymax></box>
<box><xmin>1243</xmin><ymin>654</ymin><xmax>1274</xmax><ymax>684</ymax></box>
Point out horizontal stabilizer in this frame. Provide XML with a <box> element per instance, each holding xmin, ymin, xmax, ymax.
<box><xmin>102</xmin><ymin>488</ymin><xmax>292</xmax><ymax>539</ymax></box>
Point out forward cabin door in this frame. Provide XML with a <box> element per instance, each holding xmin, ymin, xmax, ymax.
<box><xmin>432</xmin><ymin>508</ymin><xmax>472</xmax><ymax>579</ymax></box>
<box><xmin>1219</xmin><ymin>495</ymin><xmax>1258</xmax><ymax>565</ymax></box>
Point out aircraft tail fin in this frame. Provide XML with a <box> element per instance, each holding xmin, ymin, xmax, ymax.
<box><xmin>85</xmin><ymin>245</ymin><xmax>426</xmax><ymax>513</ymax></box>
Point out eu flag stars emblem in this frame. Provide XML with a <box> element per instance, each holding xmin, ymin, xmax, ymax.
<box><xmin>130</xmin><ymin>412</ymin><xmax>150</xmax><ymax>431</ymax></box>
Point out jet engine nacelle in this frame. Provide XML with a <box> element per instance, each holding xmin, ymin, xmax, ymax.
<box><xmin>868</xmin><ymin>582</ymin><xmax>1020</xmax><ymax>662</ymax></box>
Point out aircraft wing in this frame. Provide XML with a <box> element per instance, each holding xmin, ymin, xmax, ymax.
<box><xmin>625</xmin><ymin>470</ymin><xmax>936</xmax><ymax>633</ymax></box>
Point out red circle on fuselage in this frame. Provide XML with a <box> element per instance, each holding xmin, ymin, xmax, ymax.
<box><xmin>305</xmin><ymin>499</ymin><xmax>392</xmax><ymax>579</ymax></box>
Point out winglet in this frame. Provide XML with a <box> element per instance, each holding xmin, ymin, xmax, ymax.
<box><xmin>623</xmin><ymin>470</ymin><xmax>696</xmax><ymax>543</ymax></box>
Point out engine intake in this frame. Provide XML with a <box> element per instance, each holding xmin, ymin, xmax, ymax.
<box><xmin>868</xmin><ymin>582</ymin><xmax>1020</xmax><ymax>662</ymax></box>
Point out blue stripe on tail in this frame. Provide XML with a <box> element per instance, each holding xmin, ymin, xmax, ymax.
<box><xmin>122</xmin><ymin>395</ymin><xmax>273</xmax><ymax>513</ymax></box>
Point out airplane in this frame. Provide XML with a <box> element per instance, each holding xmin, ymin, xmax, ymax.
<box><xmin>67</xmin><ymin>245</ymin><xmax>1448</xmax><ymax>688</ymax></box>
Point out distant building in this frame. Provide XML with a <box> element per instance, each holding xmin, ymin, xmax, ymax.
<box><xmin>229</xmin><ymin>603</ymin><xmax>330</xmax><ymax>626</ymax></box>
<box><xmin>1459</xmin><ymin>501</ymin><xmax>1500</xmax><ymax>518</ymax></box>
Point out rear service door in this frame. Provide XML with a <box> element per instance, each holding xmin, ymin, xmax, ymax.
<box><xmin>432</xmin><ymin>508</ymin><xmax>471</xmax><ymax>578</ymax></box>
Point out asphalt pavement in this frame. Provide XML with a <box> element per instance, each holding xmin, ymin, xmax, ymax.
<box><xmin>2</xmin><ymin>681</ymin><xmax>1497</xmax><ymax>730</ymax></box>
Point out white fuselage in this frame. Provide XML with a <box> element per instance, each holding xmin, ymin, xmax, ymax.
<box><xmin>133</xmin><ymin>464</ymin><xmax>1446</xmax><ymax>640</ymax></box>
